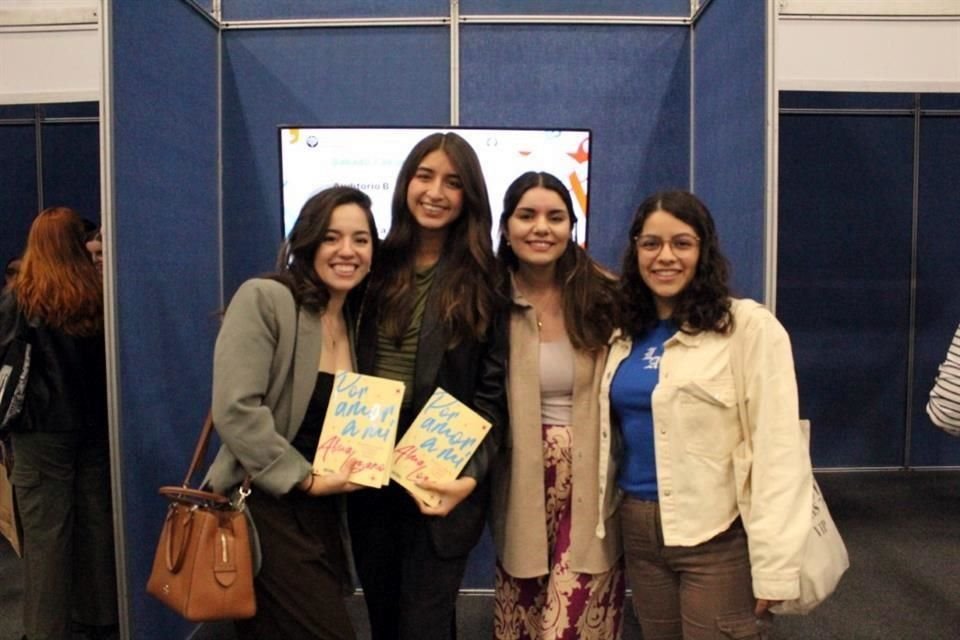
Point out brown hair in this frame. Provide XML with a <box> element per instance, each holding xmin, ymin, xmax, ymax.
<box><xmin>371</xmin><ymin>132</ymin><xmax>501</xmax><ymax>346</ymax></box>
<box><xmin>497</xmin><ymin>171</ymin><xmax>618</xmax><ymax>351</ymax></box>
<box><xmin>14</xmin><ymin>206</ymin><xmax>103</xmax><ymax>335</ymax></box>
<box><xmin>619</xmin><ymin>190</ymin><xmax>732</xmax><ymax>336</ymax></box>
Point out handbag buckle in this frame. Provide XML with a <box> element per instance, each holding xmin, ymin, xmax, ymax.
<box><xmin>233</xmin><ymin>485</ymin><xmax>251</xmax><ymax>511</ymax></box>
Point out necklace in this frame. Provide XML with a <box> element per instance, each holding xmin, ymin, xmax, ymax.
<box><xmin>515</xmin><ymin>277</ymin><xmax>560</xmax><ymax>334</ymax></box>
<box><xmin>321</xmin><ymin>314</ymin><xmax>342</xmax><ymax>351</ymax></box>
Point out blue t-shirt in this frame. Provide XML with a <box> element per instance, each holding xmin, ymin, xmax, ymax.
<box><xmin>610</xmin><ymin>321</ymin><xmax>675</xmax><ymax>500</ymax></box>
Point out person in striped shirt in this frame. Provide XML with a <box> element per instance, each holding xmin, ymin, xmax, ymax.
<box><xmin>928</xmin><ymin>323</ymin><xmax>960</xmax><ymax>436</ymax></box>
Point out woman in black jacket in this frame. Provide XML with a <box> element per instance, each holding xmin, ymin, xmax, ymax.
<box><xmin>0</xmin><ymin>206</ymin><xmax>117</xmax><ymax>640</ymax></box>
<box><xmin>347</xmin><ymin>131</ymin><xmax>507</xmax><ymax>640</ymax></box>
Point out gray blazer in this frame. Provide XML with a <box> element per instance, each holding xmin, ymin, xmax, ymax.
<box><xmin>205</xmin><ymin>278</ymin><xmax>352</xmax><ymax>496</ymax></box>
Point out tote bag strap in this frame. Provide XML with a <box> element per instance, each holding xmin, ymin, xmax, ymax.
<box><xmin>729</xmin><ymin>302</ymin><xmax>751</xmax><ymax>449</ymax></box>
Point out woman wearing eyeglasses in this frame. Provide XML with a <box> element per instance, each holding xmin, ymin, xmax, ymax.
<box><xmin>600</xmin><ymin>191</ymin><xmax>811</xmax><ymax>639</ymax></box>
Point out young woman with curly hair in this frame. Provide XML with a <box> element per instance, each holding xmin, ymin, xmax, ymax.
<box><xmin>0</xmin><ymin>206</ymin><xmax>118</xmax><ymax>640</ymax></box>
<box><xmin>600</xmin><ymin>191</ymin><xmax>812</xmax><ymax>640</ymax></box>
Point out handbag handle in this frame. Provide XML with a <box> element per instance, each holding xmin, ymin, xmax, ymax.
<box><xmin>164</xmin><ymin>504</ymin><xmax>195</xmax><ymax>573</ymax></box>
<box><xmin>182</xmin><ymin>413</ymin><xmax>216</xmax><ymax>488</ymax></box>
<box><xmin>180</xmin><ymin>413</ymin><xmax>252</xmax><ymax>497</ymax></box>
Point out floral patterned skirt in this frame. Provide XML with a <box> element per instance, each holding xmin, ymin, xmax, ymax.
<box><xmin>493</xmin><ymin>423</ymin><xmax>624</xmax><ymax>640</ymax></box>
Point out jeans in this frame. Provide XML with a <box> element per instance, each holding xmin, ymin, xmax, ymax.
<box><xmin>620</xmin><ymin>497</ymin><xmax>770</xmax><ymax>640</ymax></box>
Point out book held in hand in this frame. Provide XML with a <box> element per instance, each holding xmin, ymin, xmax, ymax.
<box><xmin>313</xmin><ymin>371</ymin><xmax>404</xmax><ymax>488</ymax></box>
<box><xmin>391</xmin><ymin>387</ymin><xmax>491</xmax><ymax>507</ymax></box>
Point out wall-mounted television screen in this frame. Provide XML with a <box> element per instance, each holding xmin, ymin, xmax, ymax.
<box><xmin>279</xmin><ymin>126</ymin><xmax>591</xmax><ymax>246</ymax></box>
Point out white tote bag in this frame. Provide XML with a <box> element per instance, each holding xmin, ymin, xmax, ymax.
<box><xmin>771</xmin><ymin>422</ymin><xmax>849</xmax><ymax>614</ymax></box>
<box><xmin>730</xmin><ymin>304</ymin><xmax>849</xmax><ymax>614</ymax></box>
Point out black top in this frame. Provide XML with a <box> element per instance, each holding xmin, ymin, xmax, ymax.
<box><xmin>291</xmin><ymin>371</ymin><xmax>335</xmax><ymax>460</ymax></box>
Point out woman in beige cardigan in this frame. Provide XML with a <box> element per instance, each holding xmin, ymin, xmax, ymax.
<box><xmin>491</xmin><ymin>172</ymin><xmax>624</xmax><ymax>639</ymax></box>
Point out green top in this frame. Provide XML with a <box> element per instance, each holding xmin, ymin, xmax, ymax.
<box><xmin>374</xmin><ymin>264</ymin><xmax>436</xmax><ymax>407</ymax></box>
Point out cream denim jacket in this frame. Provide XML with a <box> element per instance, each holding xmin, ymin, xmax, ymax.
<box><xmin>599</xmin><ymin>298</ymin><xmax>811</xmax><ymax>600</ymax></box>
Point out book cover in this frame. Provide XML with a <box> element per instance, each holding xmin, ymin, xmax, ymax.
<box><xmin>391</xmin><ymin>387</ymin><xmax>491</xmax><ymax>507</ymax></box>
<box><xmin>313</xmin><ymin>371</ymin><xmax>404</xmax><ymax>488</ymax></box>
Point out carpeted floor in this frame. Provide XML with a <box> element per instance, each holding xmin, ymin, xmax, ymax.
<box><xmin>2</xmin><ymin>470</ymin><xmax>959</xmax><ymax>639</ymax></box>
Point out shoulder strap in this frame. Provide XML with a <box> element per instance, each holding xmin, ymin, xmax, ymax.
<box><xmin>730</xmin><ymin>301</ymin><xmax>751</xmax><ymax>449</ymax></box>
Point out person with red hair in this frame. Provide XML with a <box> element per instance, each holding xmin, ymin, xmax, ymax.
<box><xmin>0</xmin><ymin>206</ymin><xmax>118</xmax><ymax>640</ymax></box>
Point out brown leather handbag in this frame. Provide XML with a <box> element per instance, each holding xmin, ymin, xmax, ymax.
<box><xmin>146</xmin><ymin>414</ymin><xmax>256</xmax><ymax>621</ymax></box>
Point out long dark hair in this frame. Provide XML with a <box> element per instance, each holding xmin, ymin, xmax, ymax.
<box><xmin>13</xmin><ymin>206</ymin><xmax>102</xmax><ymax>335</ymax></box>
<box><xmin>619</xmin><ymin>190</ymin><xmax>732</xmax><ymax>336</ymax></box>
<box><xmin>271</xmin><ymin>186</ymin><xmax>379</xmax><ymax>313</ymax></box>
<box><xmin>497</xmin><ymin>171</ymin><xmax>618</xmax><ymax>351</ymax></box>
<box><xmin>372</xmin><ymin>132</ymin><xmax>500</xmax><ymax>346</ymax></box>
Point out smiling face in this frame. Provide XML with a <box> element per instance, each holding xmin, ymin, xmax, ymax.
<box><xmin>636</xmin><ymin>210</ymin><xmax>701</xmax><ymax>319</ymax></box>
<box><xmin>405</xmin><ymin>149</ymin><xmax>464</xmax><ymax>238</ymax></box>
<box><xmin>504</xmin><ymin>186</ymin><xmax>572</xmax><ymax>276</ymax></box>
<box><xmin>312</xmin><ymin>203</ymin><xmax>374</xmax><ymax>298</ymax></box>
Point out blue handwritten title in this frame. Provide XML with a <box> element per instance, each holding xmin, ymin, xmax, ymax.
<box><xmin>415</xmin><ymin>390</ymin><xmax>478</xmax><ymax>469</ymax></box>
<box><xmin>332</xmin><ymin>372</ymin><xmax>397</xmax><ymax>441</ymax></box>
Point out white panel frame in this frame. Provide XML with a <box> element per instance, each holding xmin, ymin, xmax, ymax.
<box><xmin>0</xmin><ymin>0</ymin><xmax>100</xmax><ymax>104</ymax></box>
<box><xmin>776</xmin><ymin>18</ymin><xmax>960</xmax><ymax>92</ymax></box>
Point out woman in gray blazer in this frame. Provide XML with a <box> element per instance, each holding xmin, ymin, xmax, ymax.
<box><xmin>206</xmin><ymin>186</ymin><xmax>378</xmax><ymax>639</ymax></box>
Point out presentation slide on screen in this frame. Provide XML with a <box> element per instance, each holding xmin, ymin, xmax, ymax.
<box><xmin>280</xmin><ymin>127</ymin><xmax>591</xmax><ymax>246</ymax></box>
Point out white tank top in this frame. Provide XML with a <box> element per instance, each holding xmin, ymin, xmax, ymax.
<box><xmin>539</xmin><ymin>337</ymin><xmax>574</xmax><ymax>425</ymax></box>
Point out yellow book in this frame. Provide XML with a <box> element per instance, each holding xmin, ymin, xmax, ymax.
<box><xmin>391</xmin><ymin>387</ymin><xmax>491</xmax><ymax>507</ymax></box>
<box><xmin>313</xmin><ymin>371</ymin><xmax>404</xmax><ymax>488</ymax></box>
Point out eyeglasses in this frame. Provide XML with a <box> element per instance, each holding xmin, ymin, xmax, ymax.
<box><xmin>634</xmin><ymin>234</ymin><xmax>700</xmax><ymax>255</ymax></box>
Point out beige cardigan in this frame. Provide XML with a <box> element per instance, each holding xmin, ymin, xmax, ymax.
<box><xmin>490</xmin><ymin>283</ymin><xmax>621</xmax><ymax>578</ymax></box>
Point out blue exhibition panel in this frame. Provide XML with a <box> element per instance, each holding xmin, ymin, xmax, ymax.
<box><xmin>222</xmin><ymin>0</ymin><xmax>448</xmax><ymax>20</ymax></box>
<box><xmin>40</xmin><ymin>121</ymin><xmax>100</xmax><ymax>221</ymax></box>
<box><xmin>109</xmin><ymin>1</ymin><xmax>220</xmax><ymax>637</ymax></box>
<box><xmin>460</xmin><ymin>24</ymin><xmax>691</xmax><ymax>270</ymax></box>
<box><xmin>778</xmin><ymin>112</ymin><xmax>915</xmax><ymax>468</ymax></box>
<box><xmin>911</xmin><ymin>113</ymin><xmax>960</xmax><ymax>466</ymax></box>
<box><xmin>0</xmin><ymin>124</ymin><xmax>37</xmax><ymax>262</ymax></box>
<box><xmin>0</xmin><ymin>102</ymin><xmax>100</xmax><ymax>262</ymax></box>
<box><xmin>220</xmin><ymin>26</ymin><xmax>450</xmax><ymax>294</ymax></box>
<box><xmin>692</xmin><ymin>0</ymin><xmax>766</xmax><ymax>300</ymax></box>
<box><xmin>780</xmin><ymin>91</ymin><xmax>917</xmax><ymax>111</ymax></box>
<box><xmin>461</xmin><ymin>0</ymin><xmax>689</xmax><ymax>15</ymax></box>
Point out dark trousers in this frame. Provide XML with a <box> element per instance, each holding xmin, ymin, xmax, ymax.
<box><xmin>348</xmin><ymin>484</ymin><xmax>466</xmax><ymax>640</ymax></box>
<box><xmin>620</xmin><ymin>497</ymin><xmax>769</xmax><ymax>640</ymax></box>
<box><xmin>234</xmin><ymin>489</ymin><xmax>354</xmax><ymax>640</ymax></box>
<box><xmin>11</xmin><ymin>430</ymin><xmax>117</xmax><ymax>640</ymax></box>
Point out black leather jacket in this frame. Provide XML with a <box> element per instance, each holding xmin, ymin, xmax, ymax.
<box><xmin>352</xmin><ymin>271</ymin><xmax>508</xmax><ymax>558</ymax></box>
<box><xmin>0</xmin><ymin>292</ymin><xmax>107</xmax><ymax>435</ymax></box>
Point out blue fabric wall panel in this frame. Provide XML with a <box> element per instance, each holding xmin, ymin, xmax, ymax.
<box><xmin>778</xmin><ymin>115</ymin><xmax>914</xmax><ymax>468</ymax></box>
<box><xmin>0</xmin><ymin>125</ymin><xmax>37</xmax><ymax>263</ymax></box>
<box><xmin>922</xmin><ymin>94</ymin><xmax>960</xmax><ymax>110</ymax></box>
<box><xmin>224</xmin><ymin>0</ymin><xmax>447</xmax><ymax>20</ymax></box>
<box><xmin>780</xmin><ymin>91</ymin><xmax>916</xmax><ymax>111</ymax></box>
<box><xmin>41</xmin><ymin>101</ymin><xmax>99</xmax><ymax>119</ymax></box>
<box><xmin>221</xmin><ymin>27</ymin><xmax>449</xmax><ymax>294</ymax></box>
<box><xmin>41</xmin><ymin>123</ymin><xmax>101</xmax><ymax>221</ymax></box>
<box><xmin>462</xmin><ymin>0</ymin><xmax>689</xmax><ymax>15</ymax></box>
<box><xmin>692</xmin><ymin>0</ymin><xmax>766</xmax><ymax>301</ymax></box>
<box><xmin>0</xmin><ymin>105</ymin><xmax>33</xmax><ymax>119</ymax></box>
<box><xmin>460</xmin><ymin>24</ymin><xmax>690</xmax><ymax>271</ymax></box>
<box><xmin>911</xmin><ymin>114</ymin><xmax>960</xmax><ymax>465</ymax></box>
<box><xmin>110</xmin><ymin>1</ymin><xmax>220</xmax><ymax>636</ymax></box>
